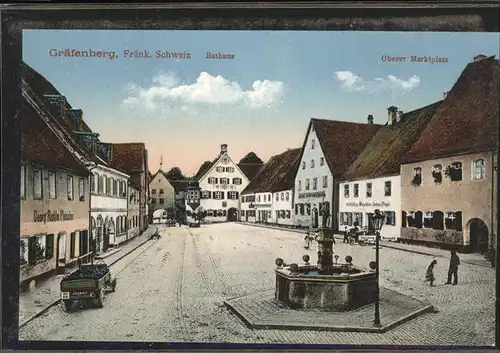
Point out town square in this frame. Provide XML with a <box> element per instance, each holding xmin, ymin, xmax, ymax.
<box><xmin>17</xmin><ymin>30</ymin><xmax>498</xmax><ymax>346</ymax></box>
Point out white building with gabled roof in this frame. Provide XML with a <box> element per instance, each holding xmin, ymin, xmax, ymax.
<box><xmin>196</xmin><ymin>144</ymin><xmax>251</xmax><ymax>222</ymax></box>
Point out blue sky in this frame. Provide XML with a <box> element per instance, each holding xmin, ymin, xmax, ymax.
<box><xmin>23</xmin><ymin>30</ymin><xmax>499</xmax><ymax>175</ymax></box>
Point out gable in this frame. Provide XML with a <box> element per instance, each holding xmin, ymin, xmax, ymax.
<box><xmin>198</xmin><ymin>152</ymin><xmax>250</xmax><ymax>184</ymax></box>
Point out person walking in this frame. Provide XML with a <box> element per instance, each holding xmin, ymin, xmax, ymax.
<box><xmin>304</xmin><ymin>231</ymin><xmax>311</xmax><ymax>249</ymax></box>
<box><xmin>343</xmin><ymin>226</ymin><xmax>349</xmax><ymax>243</ymax></box>
<box><xmin>446</xmin><ymin>250</ymin><xmax>460</xmax><ymax>285</ymax></box>
<box><xmin>425</xmin><ymin>259</ymin><xmax>437</xmax><ymax>287</ymax></box>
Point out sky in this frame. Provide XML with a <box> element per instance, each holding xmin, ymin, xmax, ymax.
<box><xmin>23</xmin><ymin>30</ymin><xmax>499</xmax><ymax>176</ymax></box>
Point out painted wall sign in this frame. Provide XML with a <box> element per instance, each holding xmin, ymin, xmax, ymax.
<box><xmin>213</xmin><ymin>184</ymin><xmax>236</xmax><ymax>190</ymax></box>
<box><xmin>298</xmin><ymin>191</ymin><xmax>326</xmax><ymax>199</ymax></box>
<box><xmin>255</xmin><ymin>203</ymin><xmax>272</xmax><ymax>208</ymax></box>
<box><xmin>345</xmin><ymin>201</ymin><xmax>391</xmax><ymax>207</ymax></box>
<box><xmin>33</xmin><ymin>210</ymin><xmax>75</xmax><ymax>223</ymax></box>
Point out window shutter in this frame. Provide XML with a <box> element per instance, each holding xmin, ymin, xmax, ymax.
<box><xmin>212</xmin><ymin>191</ymin><xmax>216</xmax><ymax>199</ymax></box>
<box><xmin>45</xmin><ymin>234</ymin><xmax>54</xmax><ymax>259</ymax></box>
<box><xmin>221</xmin><ymin>192</ymin><xmax>225</xmax><ymax>200</ymax></box>
<box><xmin>235</xmin><ymin>192</ymin><xmax>239</xmax><ymax>200</ymax></box>
<box><xmin>402</xmin><ymin>211</ymin><xmax>407</xmax><ymax>227</ymax></box>
<box><xmin>455</xmin><ymin>211</ymin><xmax>463</xmax><ymax>231</ymax></box>
<box><xmin>70</xmin><ymin>232</ymin><xmax>76</xmax><ymax>258</ymax></box>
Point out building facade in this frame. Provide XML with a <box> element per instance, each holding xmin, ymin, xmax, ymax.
<box><xmin>20</xmin><ymin>80</ymin><xmax>92</xmax><ymax>290</ymax></box>
<box><xmin>339</xmin><ymin>175</ymin><xmax>401</xmax><ymax>240</ymax></box>
<box><xmin>338</xmin><ymin>102</ymin><xmax>441</xmax><ymax>241</ymax></box>
<box><xmin>127</xmin><ymin>183</ymin><xmax>141</xmax><ymax>239</ymax></box>
<box><xmin>400</xmin><ymin>54</ymin><xmax>499</xmax><ymax>253</ymax></box>
<box><xmin>197</xmin><ymin>144</ymin><xmax>250</xmax><ymax>222</ymax></box>
<box><xmin>293</xmin><ymin>119</ymin><xmax>380</xmax><ymax>230</ymax></box>
<box><xmin>272</xmin><ymin>189</ymin><xmax>295</xmax><ymax>226</ymax></box>
<box><xmin>149</xmin><ymin>170</ymin><xmax>176</xmax><ymax>222</ymax></box>
<box><xmin>90</xmin><ymin>165</ymin><xmax>129</xmax><ymax>251</ymax></box>
<box><xmin>170</xmin><ymin>180</ymin><xmax>190</xmax><ymax>223</ymax></box>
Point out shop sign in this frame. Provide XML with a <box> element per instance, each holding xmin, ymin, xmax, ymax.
<box><xmin>33</xmin><ymin>210</ymin><xmax>74</xmax><ymax>223</ymax></box>
<box><xmin>345</xmin><ymin>201</ymin><xmax>391</xmax><ymax>207</ymax></box>
<box><xmin>298</xmin><ymin>191</ymin><xmax>326</xmax><ymax>199</ymax></box>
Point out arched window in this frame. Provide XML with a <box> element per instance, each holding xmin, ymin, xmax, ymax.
<box><xmin>472</xmin><ymin>159</ymin><xmax>485</xmax><ymax>180</ymax></box>
<box><xmin>113</xmin><ymin>179</ymin><xmax>118</xmax><ymax>196</ymax></box>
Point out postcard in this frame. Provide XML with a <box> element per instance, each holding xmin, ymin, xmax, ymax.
<box><xmin>16</xmin><ymin>28</ymin><xmax>499</xmax><ymax>347</ymax></box>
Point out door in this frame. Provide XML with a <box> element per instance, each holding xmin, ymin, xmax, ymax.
<box><xmin>313</xmin><ymin>209</ymin><xmax>319</xmax><ymax>228</ymax></box>
<box><xmin>469</xmin><ymin>218</ymin><xmax>489</xmax><ymax>253</ymax></box>
<box><xmin>228</xmin><ymin>208</ymin><xmax>238</xmax><ymax>222</ymax></box>
<box><xmin>56</xmin><ymin>233</ymin><xmax>66</xmax><ymax>273</ymax></box>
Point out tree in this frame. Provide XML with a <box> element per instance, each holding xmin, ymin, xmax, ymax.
<box><xmin>239</xmin><ymin>152</ymin><xmax>263</xmax><ymax>164</ymax></box>
<box><xmin>165</xmin><ymin>167</ymin><xmax>186</xmax><ymax>180</ymax></box>
<box><xmin>195</xmin><ymin>161</ymin><xmax>212</xmax><ymax>179</ymax></box>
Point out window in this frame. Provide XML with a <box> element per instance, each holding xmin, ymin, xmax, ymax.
<box><xmin>353</xmin><ymin>183</ymin><xmax>359</xmax><ymax>197</ymax></box>
<box><xmin>311</xmin><ymin>139</ymin><xmax>316</xmax><ymax>149</ymax></box>
<box><xmin>216</xmin><ymin>166</ymin><xmax>224</xmax><ymax>172</ymax></box>
<box><xmin>113</xmin><ymin>179</ymin><xmax>118</xmax><ymax>196</ymax></box>
<box><xmin>159</xmin><ymin>189</ymin><xmax>164</xmax><ymax>194</ymax></box>
<box><xmin>286</xmin><ymin>192</ymin><xmax>289</xmax><ymax>201</ymax></box>
<box><xmin>152</xmin><ymin>199</ymin><xmax>157</xmax><ymax>205</ymax></box>
<box><xmin>299</xmin><ymin>204</ymin><xmax>305</xmax><ymax>215</ymax></box>
<box><xmin>286</xmin><ymin>210</ymin><xmax>291</xmax><ymax>219</ymax></box>
<box><xmin>346</xmin><ymin>212</ymin><xmax>353</xmax><ymax>226</ymax></box>
<box><xmin>152</xmin><ymin>189</ymin><xmax>156</xmax><ymax>194</ymax></box>
<box><xmin>78</xmin><ymin>178</ymin><xmax>85</xmax><ymax>201</ymax></box>
<box><xmin>241</xmin><ymin>210</ymin><xmax>245</xmax><ymax>217</ymax></box>
<box><xmin>33</xmin><ymin>168</ymin><xmax>43</xmax><ymax>199</ymax></box>
<box><xmin>21</xmin><ymin>164</ymin><xmax>26</xmax><ymax>198</ymax></box>
<box><xmin>344</xmin><ymin>184</ymin><xmax>349</xmax><ymax>198</ymax></box>
<box><xmin>302</xmin><ymin>161</ymin><xmax>306</xmax><ymax>170</ymax></box>
<box><xmin>91</xmin><ymin>174</ymin><xmax>96</xmax><ymax>193</ymax></box>
<box><xmin>220</xmin><ymin>178</ymin><xmax>229</xmax><ymax>185</ymax></box>
<box><xmin>384</xmin><ymin>211</ymin><xmax>396</xmax><ymax>226</ymax></box>
<box><xmin>257</xmin><ymin>195</ymin><xmax>261</xmax><ymax>202</ymax></box>
<box><xmin>445</xmin><ymin>211</ymin><xmax>462</xmax><ymax>231</ymax></box>
<box><xmin>432</xmin><ymin>164</ymin><xmax>443</xmax><ymax>183</ymax></box>
<box><xmin>159</xmin><ymin>198</ymin><xmax>164</xmax><ymax>205</ymax></box>
<box><xmin>384</xmin><ymin>181</ymin><xmax>392</xmax><ymax>196</ymax></box>
<box><xmin>208</xmin><ymin>177</ymin><xmax>218</xmax><ymax>184</ymax></box>
<box><xmin>320</xmin><ymin>157</ymin><xmax>325</xmax><ymax>166</ymax></box>
<box><xmin>295</xmin><ymin>204</ymin><xmax>299</xmax><ymax>215</ymax></box>
<box><xmin>366</xmin><ymin>182</ymin><xmax>372</xmax><ymax>197</ymax></box>
<box><xmin>433</xmin><ymin>211</ymin><xmax>444</xmax><ymax>230</ymax></box>
<box><xmin>232</xmin><ymin>178</ymin><xmax>242</xmax><ymax>185</ymax></box>
<box><xmin>201</xmin><ymin>190</ymin><xmax>211</xmax><ymax>199</ymax></box>
<box><xmin>406</xmin><ymin>212</ymin><xmax>415</xmax><ymax>227</ymax></box>
<box><xmin>408</xmin><ymin>211</ymin><xmax>423</xmax><ymax>228</ymax></box>
<box><xmin>306</xmin><ymin>203</ymin><xmax>311</xmax><ymax>216</ymax></box>
<box><xmin>70</xmin><ymin>232</ymin><xmax>76</xmax><ymax>258</ymax></box>
<box><xmin>45</xmin><ymin>234</ymin><xmax>54</xmax><ymax>259</ymax></box>
<box><xmin>276</xmin><ymin>194</ymin><xmax>279</xmax><ymax>201</ymax></box>
<box><xmin>355</xmin><ymin>212</ymin><xmax>363</xmax><ymax>227</ymax></box>
<box><xmin>121</xmin><ymin>182</ymin><xmax>127</xmax><ymax>197</ymax></box>
<box><xmin>228</xmin><ymin>191</ymin><xmax>239</xmax><ymax>200</ymax></box>
<box><xmin>214</xmin><ymin>191</ymin><xmax>224</xmax><ymax>200</ymax></box>
<box><xmin>67</xmin><ymin>175</ymin><xmax>74</xmax><ymax>201</ymax></box>
<box><xmin>411</xmin><ymin>167</ymin><xmax>423</xmax><ymax>186</ymax></box>
<box><xmin>311</xmin><ymin>159</ymin><xmax>315</xmax><ymax>168</ymax></box>
<box><xmin>472</xmin><ymin>159</ymin><xmax>485</xmax><ymax>180</ymax></box>
<box><xmin>445</xmin><ymin>162</ymin><xmax>463</xmax><ymax>181</ymax></box>
<box><xmin>322</xmin><ymin>176</ymin><xmax>328</xmax><ymax>188</ymax></box>
<box><xmin>106</xmin><ymin>176</ymin><xmax>111</xmax><ymax>195</ymax></box>
<box><xmin>226</xmin><ymin>167</ymin><xmax>235</xmax><ymax>173</ymax></box>
<box><xmin>423</xmin><ymin>212</ymin><xmax>433</xmax><ymax>228</ymax></box>
<box><xmin>313</xmin><ymin>178</ymin><xmax>318</xmax><ymax>190</ymax></box>
<box><xmin>48</xmin><ymin>171</ymin><xmax>57</xmax><ymax>199</ymax></box>
<box><xmin>279</xmin><ymin>192</ymin><xmax>283</xmax><ymax>201</ymax></box>
<box><xmin>298</xmin><ymin>180</ymin><xmax>302</xmax><ymax>191</ymax></box>
<box><xmin>28</xmin><ymin>235</ymin><xmax>46</xmax><ymax>265</ymax></box>
<box><xmin>305</xmin><ymin>179</ymin><xmax>310</xmax><ymax>191</ymax></box>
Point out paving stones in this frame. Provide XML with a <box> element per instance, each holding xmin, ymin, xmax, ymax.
<box><xmin>19</xmin><ymin>223</ymin><xmax>495</xmax><ymax>346</ymax></box>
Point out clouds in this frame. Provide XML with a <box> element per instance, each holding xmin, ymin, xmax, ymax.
<box><xmin>335</xmin><ymin>71</ymin><xmax>420</xmax><ymax>93</ymax></box>
<box><xmin>122</xmin><ymin>71</ymin><xmax>285</xmax><ymax>110</ymax></box>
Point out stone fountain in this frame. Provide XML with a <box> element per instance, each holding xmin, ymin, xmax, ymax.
<box><xmin>275</xmin><ymin>212</ymin><xmax>377</xmax><ymax>312</ymax></box>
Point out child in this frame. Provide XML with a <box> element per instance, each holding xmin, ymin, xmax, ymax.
<box><xmin>304</xmin><ymin>232</ymin><xmax>311</xmax><ymax>249</ymax></box>
<box><xmin>425</xmin><ymin>259</ymin><xmax>437</xmax><ymax>287</ymax></box>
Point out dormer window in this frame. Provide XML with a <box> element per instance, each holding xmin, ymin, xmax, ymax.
<box><xmin>311</xmin><ymin>139</ymin><xmax>316</xmax><ymax>149</ymax></box>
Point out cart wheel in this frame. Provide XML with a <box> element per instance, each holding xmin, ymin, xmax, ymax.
<box><xmin>348</xmin><ymin>237</ymin><xmax>355</xmax><ymax>245</ymax></box>
<box><xmin>63</xmin><ymin>299</ymin><xmax>73</xmax><ymax>312</ymax></box>
<box><xmin>96</xmin><ymin>290</ymin><xmax>104</xmax><ymax>308</ymax></box>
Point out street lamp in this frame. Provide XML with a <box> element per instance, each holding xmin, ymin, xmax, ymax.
<box><xmin>368</xmin><ymin>208</ymin><xmax>385</xmax><ymax>327</ymax></box>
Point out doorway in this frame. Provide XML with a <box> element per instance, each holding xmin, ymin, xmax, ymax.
<box><xmin>56</xmin><ymin>233</ymin><xmax>66</xmax><ymax>274</ymax></box>
<box><xmin>228</xmin><ymin>208</ymin><xmax>238</xmax><ymax>222</ymax></box>
<box><xmin>313</xmin><ymin>208</ymin><xmax>319</xmax><ymax>228</ymax></box>
<box><xmin>468</xmin><ymin>218</ymin><xmax>489</xmax><ymax>253</ymax></box>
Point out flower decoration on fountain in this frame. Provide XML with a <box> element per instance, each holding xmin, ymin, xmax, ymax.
<box><xmin>369</xmin><ymin>261</ymin><xmax>377</xmax><ymax>271</ymax></box>
<box><xmin>302</xmin><ymin>254</ymin><xmax>310</xmax><ymax>265</ymax></box>
<box><xmin>345</xmin><ymin>255</ymin><xmax>353</xmax><ymax>264</ymax></box>
<box><xmin>334</xmin><ymin>254</ymin><xmax>340</xmax><ymax>264</ymax></box>
<box><xmin>275</xmin><ymin>257</ymin><xmax>284</xmax><ymax>268</ymax></box>
<box><xmin>289</xmin><ymin>263</ymin><xmax>300</xmax><ymax>274</ymax></box>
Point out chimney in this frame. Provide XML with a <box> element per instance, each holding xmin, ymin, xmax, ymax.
<box><xmin>396</xmin><ymin>110</ymin><xmax>403</xmax><ymax>123</ymax></box>
<box><xmin>387</xmin><ymin>106</ymin><xmax>398</xmax><ymax>125</ymax></box>
<box><xmin>474</xmin><ymin>54</ymin><xmax>487</xmax><ymax>62</ymax></box>
<box><xmin>367</xmin><ymin>114</ymin><xmax>374</xmax><ymax>124</ymax></box>
<box><xmin>220</xmin><ymin>144</ymin><xmax>228</xmax><ymax>155</ymax></box>
<box><xmin>443</xmin><ymin>91</ymin><xmax>449</xmax><ymax>100</ymax></box>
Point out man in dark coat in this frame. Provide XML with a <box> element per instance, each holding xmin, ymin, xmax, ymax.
<box><xmin>446</xmin><ymin>250</ymin><xmax>460</xmax><ymax>285</ymax></box>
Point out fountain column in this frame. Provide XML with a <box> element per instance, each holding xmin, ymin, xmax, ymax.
<box><xmin>316</xmin><ymin>227</ymin><xmax>335</xmax><ymax>275</ymax></box>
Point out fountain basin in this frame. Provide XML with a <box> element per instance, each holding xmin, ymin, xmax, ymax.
<box><xmin>275</xmin><ymin>264</ymin><xmax>377</xmax><ymax>312</ymax></box>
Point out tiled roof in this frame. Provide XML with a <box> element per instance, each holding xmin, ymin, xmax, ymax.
<box><xmin>242</xmin><ymin>148</ymin><xmax>301</xmax><ymax>194</ymax></box>
<box><xmin>238</xmin><ymin>163</ymin><xmax>264</xmax><ymax>182</ymax></box>
<box><xmin>21</xmin><ymin>96</ymin><xmax>90</xmax><ymax>174</ymax></box>
<box><xmin>169</xmin><ymin>179</ymin><xmax>190</xmax><ymax>192</ymax></box>
<box><xmin>342</xmin><ymin>101</ymin><xmax>442</xmax><ymax>181</ymax></box>
<box><xmin>305</xmin><ymin>118</ymin><xmax>382</xmax><ymax>177</ymax></box>
<box><xmin>402</xmin><ymin>55</ymin><xmax>500</xmax><ymax>164</ymax></box>
<box><xmin>109</xmin><ymin>143</ymin><xmax>146</xmax><ymax>174</ymax></box>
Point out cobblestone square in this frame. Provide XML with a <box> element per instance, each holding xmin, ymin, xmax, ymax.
<box><xmin>19</xmin><ymin>223</ymin><xmax>496</xmax><ymax>346</ymax></box>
